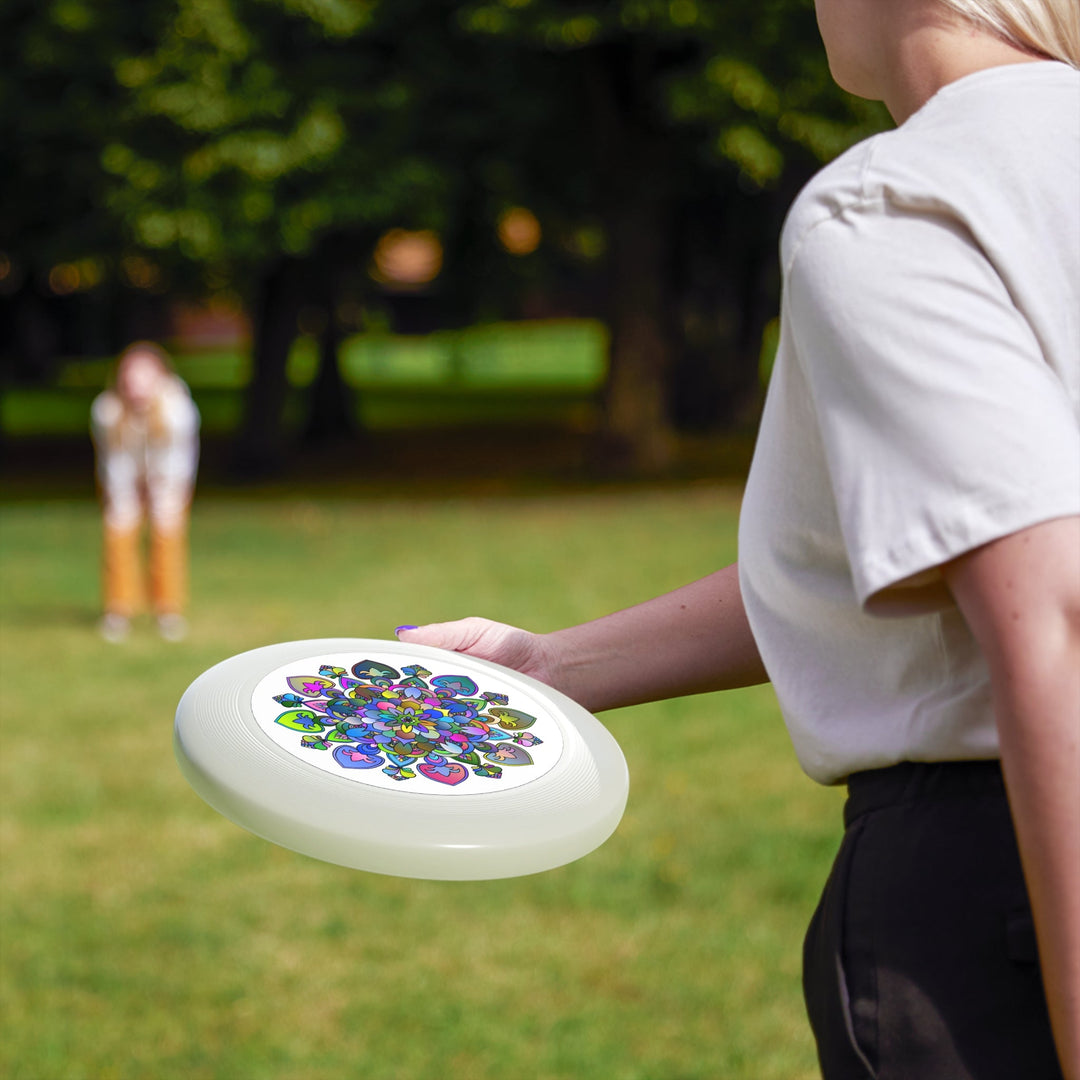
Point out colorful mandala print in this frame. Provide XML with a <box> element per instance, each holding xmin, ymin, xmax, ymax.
<box><xmin>271</xmin><ymin>660</ymin><xmax>543</xmax><ymax>788</ymax></box>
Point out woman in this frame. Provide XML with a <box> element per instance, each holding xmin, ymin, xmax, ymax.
<box><xmin>91</xmin><ymin>342</ymin><xmax>200</xmax><ymax>642</ymax></box>
<box><xmin>397</xmin><ymin>1</ymin><xmax>1079</xmax><ymax>1076</ymax></box>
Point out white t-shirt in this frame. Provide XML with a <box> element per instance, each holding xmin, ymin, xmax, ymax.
<box><xmin>91</xmin><ymin>375</ymin><xmax>200</xmax><ymax>531</ymax></box>
<box><xmin>739</xmin><ymin>61</ymin><xmax>1080</xmax><ymax>785</ymax></box>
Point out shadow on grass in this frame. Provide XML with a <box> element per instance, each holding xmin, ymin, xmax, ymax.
<box><xmin>1</xmin><ymin>426</ymin><xmax>758</xmax><ymax>503</ymax></box>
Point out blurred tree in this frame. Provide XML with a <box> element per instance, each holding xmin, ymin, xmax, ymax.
<box><xmin>454</xmin><ymin>0</ymin><xmax>890</xmax><ymax>470</ymax></box>
<box><xmin>94</xmin><ymin>0</ymin><xmax>564</xmax><ymax>473</ymax></box>
<box><xmin>2</xmin><ymin>0</ymin><xmax>889</xmax><ymax>474</ymax></box>
<box><xmin>0</xmin><ymin>0</ymin><xmax>167</xmax><ymax>380</ymax></box>
<box><xmin>94</xmin><ymin>0</ymin><xmax>449</xmax><ymax>472</ymax></box>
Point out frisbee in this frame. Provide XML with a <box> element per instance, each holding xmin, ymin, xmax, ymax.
<box><xmin>174</xmin><ymin>638</ymin><xmax>628</xmax><ymax>880</ymax></box>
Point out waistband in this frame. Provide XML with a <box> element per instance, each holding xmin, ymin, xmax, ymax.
<box><xmin>844</xmin><ymin>759</ymin><xmax>1005</xmax><ymax>829</ymax></box>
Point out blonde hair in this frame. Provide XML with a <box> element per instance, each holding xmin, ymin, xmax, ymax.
<box><xmin>111</xmin><ymin>341</ymin><xmax>178</xmax><ymax>444</ymax></box>
<box><xmin>938</xmin><ymin>0</ymin><xmax>1080</xmax><ymax>66</ymax></box>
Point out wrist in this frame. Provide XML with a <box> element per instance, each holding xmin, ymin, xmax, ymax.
<box><xmin>532</xmin><ymin>630</ymin><xmax>586</xmax><ymax>705</ymax></box>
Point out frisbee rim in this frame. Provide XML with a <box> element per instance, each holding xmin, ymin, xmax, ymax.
<box><xmin>174</xmin><ymin>638</ymin><xmax>629</xmax><ymax>880</ymax></box>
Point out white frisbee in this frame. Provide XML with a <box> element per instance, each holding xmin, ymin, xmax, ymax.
<box><xmin>174</xmin><ymin>638</ymin><xmax>628</xmax><ymax>880</ymax></box>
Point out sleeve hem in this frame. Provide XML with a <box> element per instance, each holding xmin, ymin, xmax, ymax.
<box><xmin>856</xmin><ymin>497</ymin><xmax>1080</xmax><ymax>616</ymax></box>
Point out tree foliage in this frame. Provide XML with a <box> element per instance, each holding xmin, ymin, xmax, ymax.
<box><xmin>1</xmin><ymin>0</ymin><xmax>890</xmax><ymax>471</ymax></box>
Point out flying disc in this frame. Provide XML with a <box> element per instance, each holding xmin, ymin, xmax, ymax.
<box><xmin>174</xmin><ymin>638</ymin><xmax>628</xmax><ymax>880</ymax></box>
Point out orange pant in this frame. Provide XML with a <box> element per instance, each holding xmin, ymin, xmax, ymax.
<box><xmin>102</xmin><ymin>517</ymin><xmax>188</xmax><ymax>617</ymax></box>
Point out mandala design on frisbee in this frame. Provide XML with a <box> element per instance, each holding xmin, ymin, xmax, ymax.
<box><xmin>251</xmin><ymin>653</ymin><xmax>564</xmax><ymax>796</ymax></box>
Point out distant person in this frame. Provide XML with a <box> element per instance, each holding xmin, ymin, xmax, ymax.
<box><xmin>91</xmin><ymin>342</ymin><xmax>200</xmax><ymax>642</ymax></box>
<box><xmin>397</xmin><ymin>1</ymin><xmax>1079</xmax><ymax>1077</ymax></box>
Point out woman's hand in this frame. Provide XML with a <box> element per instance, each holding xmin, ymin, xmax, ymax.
<box><xmin>396</xmin><ymin>618</ymin><xmax>563</xmax><ymax>687</ymax></box>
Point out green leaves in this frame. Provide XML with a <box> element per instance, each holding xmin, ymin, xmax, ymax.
<box><xmin>4</xmin><ymin>0</ymin><xmax>890</xmax><ymax>307</ymax></box>
<box><xmin>717</xmin><ymin>126</ymin><xmax>785</xmax><ymax>187</ymax></box>
<box><xmin>181</xmin><ymin>103</ymin><xmax>346</xmax><ymax>184</ymax></box>
<box><xmin>267</xmin><ymin>0</ymin><xmax>376</xmax><ymax>38</ymax></box>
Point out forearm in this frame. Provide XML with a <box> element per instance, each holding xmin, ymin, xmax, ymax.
<box><xmin>994</xmin><ymin>645</ymin><xmax>1080</xmax><ymax>1079</ymax></box>
<box><xmin>946</xmin><ymin>517</ymin><xmax>1080</xmax><ymax>1078</ymax></box>
<box><xmin>541</xmin><ymin>562</ymin><xmax>768</xmax><ymax>712</ymax></box>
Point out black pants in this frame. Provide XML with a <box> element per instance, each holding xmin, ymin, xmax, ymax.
<box><xmin>803</xmin><ymin>761</ymin><xmax>1063</xmax><ymax>1080</ymax></box>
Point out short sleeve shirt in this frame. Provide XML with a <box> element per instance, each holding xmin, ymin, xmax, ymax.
<box><xmin>738</xmin><ymin>62</ymin><xmax>1080</xmax><ymax>785</ymax></box>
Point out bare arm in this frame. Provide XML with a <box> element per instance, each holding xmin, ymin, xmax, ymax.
<box><xmin>944</xmin><ymin>515</ymin><xmax>1080</xmax><ymax>1079</ymax></box>
<box><xmin>398</xmin><ymin>561</ymin><xmax>768</xmax><ymax>712</ymax></box>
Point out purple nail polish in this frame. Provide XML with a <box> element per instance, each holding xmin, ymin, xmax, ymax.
<box><xmin>395</xmin><ymin>625</ymin><xmax>418</xmax><ymax>635</ymax></box>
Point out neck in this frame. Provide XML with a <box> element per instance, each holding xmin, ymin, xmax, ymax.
<box><xmin>882</xmin><ymin>7</ymin><xmax>1047</xmax><ymax>124</ymax></box>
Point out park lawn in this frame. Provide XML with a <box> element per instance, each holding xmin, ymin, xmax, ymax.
<box><xmin>1</xmin><ymin>320</ymin><xmax>610</xmax><ymax>437</ymax></box>
<box><xmin>0</xmin><ymin>486</ymin><xmax>842</xmax><ymax>1080</ymax></box>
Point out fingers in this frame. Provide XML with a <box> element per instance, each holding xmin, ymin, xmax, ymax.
<box><xmin>394</xmin><ymin>617</ymin><xmax>542</xmax><ymax>674</ymax></box>
<box><xmin>395</xmin><ymin>620</ymin><xmax>457</xmax><ymax>649</ymax></box>
<box><xmin>395</xmin><ymin>618</ymin><xmax>491</xmax><ymax>654</ymax></box>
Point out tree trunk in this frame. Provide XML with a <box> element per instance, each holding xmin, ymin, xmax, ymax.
<box><xmin>602</xmin><ymin>189</ymin><xmax>675</xmax><ymax>471</ymax></box>
<box><xmin>3</xmin><ymin>279</ymin><xmax>60</xmax><ymax>384</ymax></box>
<box><xmin>667</xmin><ymin>169</ymin><xmax>809</xmax><ymax>434</ymax></box>
<box><xmin>231</xmin><ymin>257</ymin><xmax>304</xmax><ymax>479</ymax></box>
<box><xmin>302</xmin><ymin>302</ymin><xmax>355</xmax><ymax>447</ymax></box>
<box><xmin>585</xmin><ymin>42</ymin><xmax>677</xmax><ymax>475</ymax></box>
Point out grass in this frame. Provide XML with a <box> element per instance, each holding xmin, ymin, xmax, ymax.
<box><xmin>0</xmin><ymin>485</ymin><xmax>842</xmax><ymax>1079</ymax></box>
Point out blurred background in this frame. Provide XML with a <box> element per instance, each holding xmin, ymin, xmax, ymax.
<box><xmin>1</xmin><ymin>2</ymin><xmax>889</xmax><ymax>1077</ymax></box>
<box><xmin>0</xmin><ymin>0</ymin><xmax>890</xmax><ymax>484</ymax></box>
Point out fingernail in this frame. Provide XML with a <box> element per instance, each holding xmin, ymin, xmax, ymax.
<box><xmin>395</xmin><ymin>625</ymin><xmax>418</xmax><ymax>636</ymax></box>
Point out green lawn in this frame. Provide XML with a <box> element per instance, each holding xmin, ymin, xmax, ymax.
<box><xmin>0</xmin><ymin>486</ymin><xmax>841</xmax><ymax>1080</ymax></box>
<box><xmin>1</xmin><ymin>320</ymin><xmax>610</xmax><ymax>437</ymax></box>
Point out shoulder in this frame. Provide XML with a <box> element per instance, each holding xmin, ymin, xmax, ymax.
<box><xmin>780</xmin><ymin>136</ymin><xmax>883</xmax><ymax>272</ymax></box>
<box><xmin>781</xmin><ymin>61</ymin><xmax>1080</xmax><ymax>275</ymax></box>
